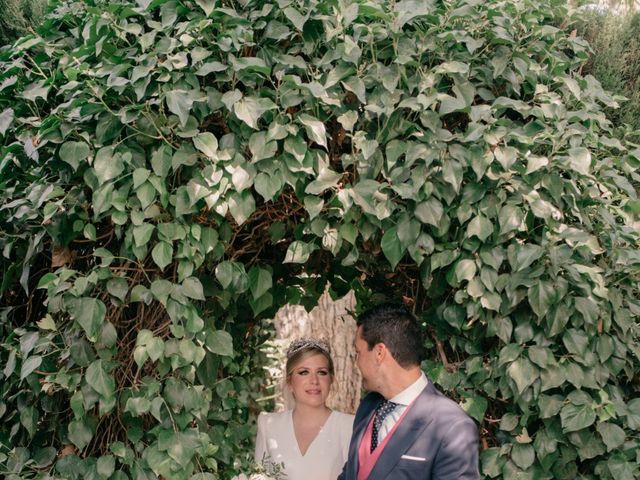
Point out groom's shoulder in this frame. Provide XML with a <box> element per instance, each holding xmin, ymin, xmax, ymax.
<box><xmin>421</xmin><ymin>383</ymin><xmax>476</xmax><ymax>426</ymax></box>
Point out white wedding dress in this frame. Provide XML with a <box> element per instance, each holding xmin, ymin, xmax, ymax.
<box><xmin>254</xmin><ymin>410</ymin><xmax>354</xmax><ymax>480</ymax></box>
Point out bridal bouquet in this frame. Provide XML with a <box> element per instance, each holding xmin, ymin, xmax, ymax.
<box><xmin>232</xmin><ymin>456</ymin><xmax>287</xmax><ymax>480</ymax></box>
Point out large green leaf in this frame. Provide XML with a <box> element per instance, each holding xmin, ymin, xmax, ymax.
<box><xmin>152</xmin><ymin>241</ymin><xmax>173</xmax><ymax>271</ymax></box>
<box><xmin>560</xmin><ymin>403</ymin><xmax>596</xmax><ymax>433</ymax></box>
<box><xmin>298</xmin><ymin>114</ymin><xmax>327</xmax><ymax>148</ymax></box>
<box><xmin>507</xmin><ymin>357</ymin><xmax>539</xmax><ymax>394</ymax></box>
<box><xmin>381</xmin><ymin>226</ymin><xmax>405</xmax><ymax>270</ymax></box>
<box><xmin>228</xmin><ymin>191</ymin><xmax>256</xmax><ymax>225</ymax></box>
<box><xmin>596</xmin><ymin>422</ymin><xmax>626</xmax><ymax>452</ymax></box>
<box><xmin>284</xmin><ymin>240</ymin><xmax>316</xmax><ymax>264</ymax></box>
<box><xmin>86</xmin><ymin>360</ymin><xmax>115</xmax><ymax>397</ymax></box>
<box><xmin>59</xmin><ymin>141</ymin><xmax>90</xmax><ymax>171</ymax></box>
<box><xmin>70</xmin><ymin>297</ymin><xmax>106</xmax><ymax>342</ymax></box>
<box><xmin>511</xmin><ymin>443</ymin><xmax>535</xmax><ymax>470</ymax></box>
<box><xmin>193</xmin><ymin>132</ymin><xmax>218</xmax><ymax>158</ymax></box>
<box><xmin>0</xmin><ymin>107</ymin><xmax>14</xmax><ymax>136</ymax></box>
<box><xmin>248</xmin><ymin>267</ymin><xmax>272</xmax><ymax>300</ymax></box>
<box><xmin>165</xmin><ymin>90</ymin><xmax>194</xmax><ymax>127</ymax></box>
<box><xmin>527</xmin><ymin>280</ymin><xmax>556</xmax><ymax>318</ymax></box>
<box><xmin>20</xmin><ymin>355</ymin><xmax>42</xmax><ymax>380</ymax></box>
<box><xmin>68</xmin><ymin>419</ymin><xmax>93</xmax><ymax>450</ymax></box>
<box><xmin>182</xmin><ymin>276</ymin><xmax>205</xmax><ymax>300</ymax></box>
<box><xmin>205</xmin><ymin>330</ymin><xmax>234</xmax><ymax>357</ymax></box>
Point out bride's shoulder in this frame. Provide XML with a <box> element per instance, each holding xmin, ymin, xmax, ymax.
<box><xmin>331</xmin><ymin>410</ymin><xmax>355</xmax><ymax>423</ymax></box>
<box><xmin>258</xmin><ymin>410</ymin><xmax>290</xmax><ymax>424</ymax></box>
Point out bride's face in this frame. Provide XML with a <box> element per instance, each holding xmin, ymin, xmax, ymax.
<box><xmin>287</xmin><ymin>352</ymin><xmax>333</xmax><ymax>407</ymax></box>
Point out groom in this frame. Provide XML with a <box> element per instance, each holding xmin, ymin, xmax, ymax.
<box><xmin>338</xmin><ymin>303</ymin><xmax>480</xmax><ymax>480</ymax></box>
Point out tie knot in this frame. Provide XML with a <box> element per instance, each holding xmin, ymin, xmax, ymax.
<box><xmin>375</xmin><ymin>400</ymin><xmax>397</xmax><ymax>421</ymax></box>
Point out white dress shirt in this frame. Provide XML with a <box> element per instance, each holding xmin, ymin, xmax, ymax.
<box><xmin>377</xmin><ymin>372</ymin><xmax>429</xmax><ymax>444</ymax></box>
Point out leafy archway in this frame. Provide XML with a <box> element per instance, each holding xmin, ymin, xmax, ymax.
<box><xmin>0</xmin><ymin>0</ymin><xmax>638</xmax><ymax>479</ymax></box>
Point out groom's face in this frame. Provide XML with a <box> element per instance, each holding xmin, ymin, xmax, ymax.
<box><xmin>354</xmin><ymin>326</ymin><xmax>379</xmax><ymax>392</ymax></box>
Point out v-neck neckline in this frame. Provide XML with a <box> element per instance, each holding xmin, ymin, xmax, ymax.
<box><xmin>289</xmin><ymin>409</ymin><xmax>334</xmax><ymax>457</ymax></box>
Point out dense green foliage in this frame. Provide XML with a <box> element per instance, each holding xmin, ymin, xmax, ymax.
<box><xmin>0</xmin><ymin>0</ymin><xmax>639</xmax><ymax>479</ymax></box>
<box><xmin>0</xmin><ymin>0</ymin><xmax>48</xmax><ymax>45</ymax></box>
<box><xmin>576</xmin><ymin>10</ymin><xmax>640</xmax><ymax>131</ymax></box>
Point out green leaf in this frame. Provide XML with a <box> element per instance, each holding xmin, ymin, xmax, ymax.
<box><xmin>59</xmin><ymin>141</ymin><xmax>90</xmax><ymax>171</ymax></box>
<box><xmin>498</xmin><ymin>205</ymin><xmax>524</xmax><ymax>235</ymax></box>
<box><xmin>70</xmin><ymin>297</ymin><xmax>106</xmax><ymax>341</ymax></box>
<box><xmin>394</xmin><ymin>0</ymin><xmax>435</xmax><ymax>30</ymax></box>
<box><xmin>442</xmin><ymin>159</ymin><xmax>463</xmax><ymax>193</ymax></box>
<box><xmin>97</xmin><ymin>455</ymin><xmax>115</xmax><ymax>478</ymax></box>
<box><xmin>597</xmin><ymin>335</ymin><xmax>614</xmax><ymax>363</ymax></box>
<box><xmin>414</xmin><ymin>197</ymin><xmax>443</xmax><ymax>226</ymax></box>
<box><xmin>507</xmin><ymin>357</ymin><xmax>539</xmax><ymax>394</ymax></box>
<box><xmin>381</xmin><ymin>226</ymin><xmax>405</xmax><ymax>270</ymax></box>
<box><xmin>488</xmin><ymin>316</ymin><xmax>512</xmax><ymax>343</ymax></box>
<box><xmin>94</xmin><ymin>149</ymin><xmax>124</xmax><ymax>183</ymax></box>
<box><xmin>539</xmin><ymin>394</ymin><xmax>564</xmax><ymax>418</ymax></box>
<box><xmin>511</xmin><ymin>443</ymin><xmax>535</xmax><ymax>470</ymax></box>
<box><xmin>567</xmin><ymin>147</ymin><xmax>591</xmax><ymax>175</ymax></box>
<box><xmin>37</xmin><ymin>314</ymin><xmax>57</xmax><ymax>331</ymax></box>
<box><xmin>500</xmin><ymin>413</ymin><xmax>518</xmax><ymax>432</ymax></box>
<box><xmin>508</xmin><ymin>244</ymin><xmax>544</xmax><ymax>272</ymax></box>
<box><xmin>481</xmin><ymin>448</ymin><xmax>505</xmax><ymax>478</ymax></box>
<box><xmin>528</xmin><ymin>280</ymin><xmax>556</xmax><ymax>318</ymax></box>
<box><xmin>20</xmin><ymin>355</ymin><xmax>42</xmax><ymax>380</ymax></box>
<box><xmin>21</xmin><ymin>80</ymin><xmax>50</xmax><ymax>101</ymax></box>
<box><xmin>133</xmin><ymin>224</ymin><xmax>155</xmax><ymax>248</ymax></box>
<box><xmin>561</xmin><ymin>403</ymin><xmax>596</xmax><ymax>433</ymax></box>
<box><xmin>248</xmin><ymin>267</ymin><xmax>272</xmax><ymax>300</ymax></box>
<box><xmin>563</xmin><ymin>328</ymin><xmax>589</xmax><ymax>357</ymax></box>
<box><xmin>194</xmin><ymin>0</ymin><xmax>215</xmax><ymax>16</ymax></box>
<box><xmin>455</xmin><ymin>259</ymin><xmax>476</xmax><ymax>283</ymax></box>
<box><xmin>460</xmin><ymin>393</ymin><xmax>488</xmax><ymax>423</ymax></box>
<box><xmin>466</xmin><ymin>215</ymin><xmax>493</xmax><ymax>242</ymax></box>
<box><xmin>151</xmin><ymin>145</ymin><xmax>172</xmax><ymax>178</ymax></box>
<box><xmin>0</xmin><ymin>108</ymin><xmax>14</xmax><ymax>135</ymax></box>
<box><xmin>206</xmin><ymin>330</ymin><xmax>234</xmax><ymax>357</ymax></box>
<box><xmin>494</xmin><ymin>146</ymin><xmax>518</xmax><ymax>170</ymax></box>
<box><xmin>255</xmin><ymin>172</ymin><xmax>283</xmax><ymax>201</ymax></box>
<box><xmin>228</xmin><ymin>191</ymin><xmax>256</xmax><ymax>225</ymax></box>
<box><xmin>152</xmin><ymin>242</ymin><xmax>173</xmax><ymax>270</ymax></box>
<box><xmin>305</xmin><ymin>165</ymin><xmax>342</xmax><ymax>195</ymax></box>
<box><xmin>165</xmin><ymin>90</ymin><xmax>193</xmax><ymax>127</ymax></box>
<box><xmin>193</xmin><ymin>132</ymin><xmax>218</xmax><ymax>158</ymax></box>
<box><xmin>626</xmin><ymin>398</ymin><xmax>640</xmax><ymax>430</ymax></box>
<box><xmin>596</xmin><ymin>422</ymin><xmax>626</xmax><ymax>452</ymax></box>
<box><xmin>68</xmin><ymin>419</ymin><xmax>93</xmax><ymax>450</ymax></box>
<box><xmin>298</xmin><ymin>114</ymin><xmax>327</xmax><ymax>148</ymax></box>
<box><xmin>234</xmin><ymin>96</ymin><xmax>274</xmax><ymax>129</ymax></box>
<box><xmin>284</xmin><ymin>241</ymin><xmax>316</xmax><ymax>264</ymax></box>
<box><xmin>284</xmin><ymin>6</ymin><xmax>308</xmax><ymax>30</ymax></box>
<box><xmin>86</xmin><ymin>360</ymin><xmax>115</xmax><ymax>397</ymax></box>
<box><xmin>107</xmin><ymin>277</ymin><xmax>128</xmax><ymax>302</ymax></box>
<box><xmin>125</xmin><ymin>397</ymin><xmax>151</xmax><ymax>416</ymax></box>
<box><xmin>182</xmin><ymin>276</ymin><xmax>204</xmax><ymax>300</ymax></box>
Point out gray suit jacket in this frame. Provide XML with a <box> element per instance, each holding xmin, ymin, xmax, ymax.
<box><xmin>338</xmin><ymin>382</ymin><xmax>480</xmax><ymax>480</ymax></box>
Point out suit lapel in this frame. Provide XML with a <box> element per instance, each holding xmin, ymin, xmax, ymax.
<box><xmin>368</xmin><ymin>384</ymin><xmax>437</xmax><ymax>480</ymax></box>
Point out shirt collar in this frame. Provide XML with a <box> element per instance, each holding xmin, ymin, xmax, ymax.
<box><xmin>389</xmin><ymin>372</ymin><xmax>428</xmax><ymax>406</ymax></box>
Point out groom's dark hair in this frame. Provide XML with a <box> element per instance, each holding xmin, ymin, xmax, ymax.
<box><xmin>357</xmin><ymin>303</ymin><xmax>424</xmax><ymax>368</ymax></box>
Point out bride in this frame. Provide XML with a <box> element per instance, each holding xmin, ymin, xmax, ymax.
<box><xmin>254</xmin><ymin>338</ymin><xmax>354</xmax><ymax>479</ymax></box>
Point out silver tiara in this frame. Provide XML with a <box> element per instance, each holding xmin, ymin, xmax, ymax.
<box><xmin>286</xmin><ymin>337</ymin><xmax>331</xmax><ymax>359</ymax></box>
